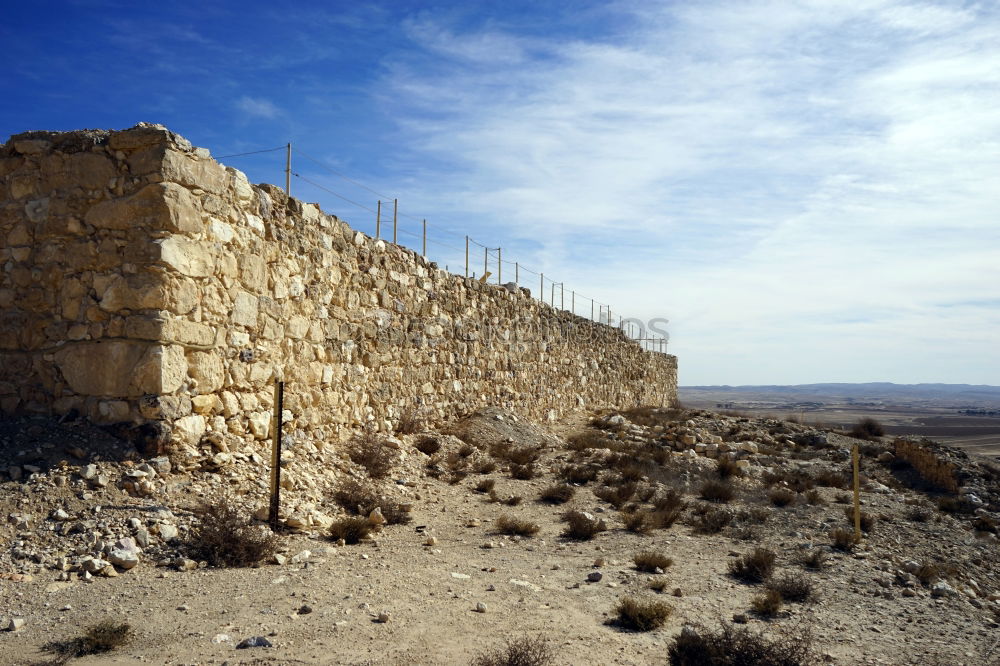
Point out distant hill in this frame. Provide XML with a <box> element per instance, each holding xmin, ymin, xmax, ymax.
<box><xmin>679</xmin><ymin>383</ymin><xmax>1000</xmax><ymax>407</ymax></box>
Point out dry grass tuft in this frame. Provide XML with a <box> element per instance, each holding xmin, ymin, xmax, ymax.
<box><xmin>633</xmin><ymin>551</ymin><xmax>673</xmax><ymax>572</ymax></box>
<box><xmin>843</xmin><ymin>506</ymin><xmax>875</xmax><ymax>533</ymax></box>
<box><xmin>804</xmin><ymin>489</ymin><xmax>825</xmax><ymax>505</ymax></box>
<box><xmin>768</xmin><ymin>488</ymin><xmax>797</xmax><ymax>507</ymax></box>
<box><xmin>691</xmin><ymin>506</ymin><xmax>732</xmax><ymax>534</ymax></box>
<box><xmin>558</xmin><ymin>463</ymin><xmax>600</xmax><ymax>485</ymax></box>
<box><xmin>728</xmin><ymin>548</ymin><xmax>776</xmax><ymax>583</ymax></box>
<box><xmin>43</xmin><ymin>620</ymin><xmax>133</xmax><ymax>664</ymax></box>
<box><xmin>850</xmin><ymin>417</ymin><xmax>885</xmax><ymax>440</ymax></box>
<box><xmin>348</xmin><ymin>431</ymin><xmax>396</xmax><ymax>479</ymax></box>
<box><xmin>188</xmin><ymin>496</ymin><xmax>281</xmax><ymax>567</ymax></box>
<box><xmin>561</xmin><ymin>510</ymin><xmax>608</xmax><ymax>540</ymax></box>
<box><xmin>767</xmin><ymin>574</ymin><xmax>814</xmax><ymax>602</ymax></box>
<box><xmin>469</xmin><ymin>636</ymin><xmax>555</xmax><ymax>666</ymax></box>
<box><xmin>495</xmin><ymin>514</ymin><xmax>541</xmax><ymax>536</ymax></box>
<box><xmin>798</xmin><ymin>549</ymin><xmax>828</xmax><ymax>570</ymax></box>
<box><xmin>395</xmin><ymin>407</ymin><xmax>424</xmax><ymax>435</ymax></box>
<box><xmin>475</xmin><ymin>478</ymin><xmax>497</xmax><ymax>494</ymax></box>
<box><xmin>649</xmin><ymin>578</ymin><xmax>670</xmax><ymax>593</ymax></box>
<box><xmin>699</xmin><ymin>480</ymin><xmax>735</xmax><ymax>503</ymax></box>
<box><xmin>510</xmin><ymin>463</ymin><xmax>537</xmax><ymax>480</ymax></box>
<box><xmin>830</xmin><ymin>527</ymin><xmax>858</xmax><ymax>552</ymax></box>
<box><xmin>913</xmin><ymin>562</ymin><xmax>939</xmax><ymax>586</ymax></box>
<box><xmin>814</xmin><ymin>469</ymin><xmax>848</xmax><ymax>489</ymax></box>
<box><xmin>329</xmin><ymin>517</ymin><xmax>374</xmax><ymax>544</ymax></box>
<box><xmin>539</xmin><ymin>484</ymin><xmax>575</xmax><ymax>504</ymax></box>
<box><xmin>332</xmin><ymin>479</ymin><xmax>412</xmax><ymax>525</ymax></box>
<box><xmin>667</xmin><ymin>620</ymin><xmax>814</xmax><ymax>666</ymax></box>
<box><xmin>751</xmin><ymin>588</ymin><xmax>783</xmax><ymax>617</ymax></box>
<box><xmin>612</xmin><ymin>596</ymin><xmax>673</xmax><ymax>631</ymax></box>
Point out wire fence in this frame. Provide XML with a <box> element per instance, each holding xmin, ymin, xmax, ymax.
<box><xmin>215</xmin><ymin>144</ymin><xmax>670</xmax><ymax>354</ymax></box>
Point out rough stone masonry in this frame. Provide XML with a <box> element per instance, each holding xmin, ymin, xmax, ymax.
<box><xmin>0</xmin><ymin>124</ymin><xmax>677</xmax><ymax>457</ymax></box>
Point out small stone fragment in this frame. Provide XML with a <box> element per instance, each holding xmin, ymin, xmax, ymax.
<box><xmin>236</xmin><ymin>636</ymin><xmax>273</xmax><ymax>649</ymax></box>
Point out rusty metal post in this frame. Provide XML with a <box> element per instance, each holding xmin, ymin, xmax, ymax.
<box><xmin>284</xmin><ymin>143</ymin><xmax>291</xmax><ymax>196</ymax></box>
<box><xmin>268</xmin><ymin>379</ymin><xmax>285</xmax><ymax>530</ymax></box>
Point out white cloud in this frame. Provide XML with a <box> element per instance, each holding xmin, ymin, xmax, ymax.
<box><xmin>236</xmin><ymin>95</ymin><xmax>280</xmax><ymax>119</ymax></box>
<box><xmin>375</xmin><ymin>1</ymin><xmax>1000</xmax><ymax>384</ymax></box>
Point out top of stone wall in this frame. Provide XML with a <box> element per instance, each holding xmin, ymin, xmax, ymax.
<box><xmin>2</xmin><ymin>123</ymin><xmax>203</xmax><ymax>159</ymax></box>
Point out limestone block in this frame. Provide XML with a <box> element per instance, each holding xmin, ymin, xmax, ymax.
<box><xmin>239</xmin><ymin>255</ymin><xmax>266</xmax><ymax>289</ymax></box>
<box><xmin>107</xmin><ymin>125</ymin><xmax>172</xmax><ymax>150</ymax></box>
<box><xmin>287</xmin><ymin>315</ymin><xmax>309</xmax><ymax>339</ymax></box>
<box><xmin>97</xmin><ymin>400</ymin><xmax>130</xmax><ymax>423</ymax></box>
<box><xmin>173</xmin><ymin>414</ymin><xmax>207</xmax><ymax>446</ymax></box>
<box><xmin>24</xmin><ymin>198</ymin><xmax>49</xmax><ymax>223</ymax></box>
<box><xmin>155</xmin><ymin>236</ymin><xmax>215</xmax><ymax>277</ymax></box>
<box><xmin>130</xmin><ymin>344</ymin><xmax>188</xmax><ymax>395</ymax></box>
<box><xmin>191</xmin><ymin>394</ymin><xmax>220</xmax><ymax>415</ymax></box>
<box><xmin>187</xmin><ymin>351</ymin><xmax>224</xmax><ymax>392</ymax></box>
<box><xmin>85</xmin><ymin>183</ymin><xmax>200</xmax><ymax>234</ymax></box>
<box><xmin>99</xmin><ymin>274</ymin><xmax>171</xmax><ymax>312</ymax></box>
<box><xmin>248</xmin><ymin>412</ymin><xmax>270</xmax><ymax>439</ymax></box>
<box><xmin>219</xmin><ymin>391</ymin><xmax>240</xmax><ymax>418</ymax></box>
<box><xmin>231</xmin><ymin>291</ymin><xmax>258</xmax><ymax>327</ymax></box>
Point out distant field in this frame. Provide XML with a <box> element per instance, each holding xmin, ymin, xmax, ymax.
<box><xmin>679</xmin><ymin>387</ymin><xmax>1000</xmax><ymax>458</ymax></box>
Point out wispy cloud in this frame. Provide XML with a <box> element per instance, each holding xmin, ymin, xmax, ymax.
<box><xmin>373</xmin><ymin>0</ymin><xmax>1000</xmax><ymax>384</ymax></box>
<box><xmin>236</xmin><ymin>95</ymin><xmax>281</xmax><ymax>119</ymax></box>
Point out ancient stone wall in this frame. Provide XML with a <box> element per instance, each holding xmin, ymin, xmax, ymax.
<box><xmin>0</xmin><ymin>124</ymin><xmax>677</xmax><ymax>455</ymax></box>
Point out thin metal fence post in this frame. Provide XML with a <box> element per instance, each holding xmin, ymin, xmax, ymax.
<box><xmin>268</xmin><ymin>379</ymin><xmax>285</xmax><ymax>530</ymax></box>
<box><xmin>591</xmin><ymin>300</ymin><xmax>594</xmax><ymax>321</ymax></box>
<box><xmin>560</xmin><ymin>284</ymin><xmax>564</xmax><ymax>310</ymax></box>
<box><xmin>376</xmin><ymin>201</ymin><xmax>381</xmax><ymax>239</ymax></box>
<box><xmin>284</xmin><ymin>143</ymin><xmax>291</xmax><ymax>196</ymax></box>
<box><xmin>465</xmin><ymin>236</ymin><xmax>469</xmax><ymax>277</ymax></box>
<box><xmin>515</xmin><ymin>263</ymin><xmax>519</xmax><ymax>285</ymax></box>
<box><xmin>550</xmin><ymin>282</ymin><xmax>555</xmax><ymax>307</ymax></box>
<box><xmin>392</xmin><ymin>198</ymin><xmax>398</xmax><ymax>244</ymax></box>
<box><xmin>571</xmin><ymin>291</ymin><xmax>575</xmax><ymax>315</ymax></box>
<box><xmin>540</xmin><ymin>273</ymin><xmax>544</xmax><ymax>302</ymax></box>
<box><xmin>422</xmin><ymin>219</ymin><xmax>427</xmax><ymax>257</ymax></box>
<box><xmin>483</xmin><ymin>247</ymin><xmax>488</xmax><ymax>281</ymax></box>
<box><xmin>497</xmin><ymin>248</ymin><xmax>502</xmax><ymax>283</ymax></box>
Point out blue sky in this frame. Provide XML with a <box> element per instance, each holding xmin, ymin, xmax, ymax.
<box><xmin>4</xmin><ymin>1</ymin><xmax>999</xmax><ymax>386</ymax></box>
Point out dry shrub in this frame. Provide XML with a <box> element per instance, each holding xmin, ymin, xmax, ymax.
<box><xmin>736</xmin><ymin>507</ymin><xmax>770</xmax><ymax>524</ymax></box>
<box><xmin>907</xmin><ymin>506</ymin><xmax>932</xmax><ymax>522</ymax></box>
<box><xmin>974</xmin><ymin>515</ymin><xmax>998</xmax><ymax>533</ymax></box>
<box><xmin>348</xmin><ymin>431</ymin><xmax>396</xmax><ymax>479</ymax></box>
<box><xmin>654</xmin><ymin>489</ymin><xmax>686</xmax><ymax>512</ymax></box>
<box><xmin>804</xmin><ymin>489</ymin><xmax>824</xmax><ymax>505</ymax></box>
<box><xmin>894</xmin><ymin>439</ymin><xmax>959</xmax><ymax>493</ymax></box>
<box><xmin>474</xmin><ymin>459</ymin><xmax>498</xmax><ymax>475</ymax></box>
<box><xmin>43</xmin><ymin>620</ymin><xmax>133</xmax><ymax>663</ymax></box>
<box><xmin>751</xmin><ymin>588</ymin><xmax>783</xmax><ymax>617</ymax></box>
<box><xmin>843</xmin><ymin>506</ymin><xmax>875</xmax><ymax>533</ymax></box>
<box><xmin>495</xmin><ymin>514</ymin><xmax>541</xmax><ymax>536</ymax></box>
<box><xmin>767</xmin><ymin>574</ymin><xmax>814</xmax><ymax>602</ymax></box>
<box><xmin>692</xmin><ymin>506</ymin><xmax>732</xmax><ymax>534</ymax></box>
<box><xmin>613</xmin><ymin>596</ymin><xmax>672</xmax><ymax>631</ymax></box>
<box><xmin>475</xmin><ymin>478</ymin><xmax>497</xmax><ymax>494</ymax></box>
<box><xmin>539</xmin><ymin>484</ymin><xmax>575</xmax><ymax>504</ymax></box>
<box><xmin>510</xmin><ymin>463</ymin><xmax>537</xmax><ymax>480</ymax></box>
<box><xmin>834</xmin><ymin>492</ymin><xmax>852</xmax><ymax>504</ymax></box>
<box><xmin>649</xmin><ymin>578</ymin><xmax>670</xmax><ymax>592</ymax></box>
<box><xmin>594</xmin><ymin>481</ymin><xmax>639</xmax><ymax>508</ymax></box>
<box><xmin>830</xmin><ymin>527</ymin><xmax>857</xmax><ymax>551</ymax></box>
<box><xmin>489</xmin><ymin>490</ymin><xmax>523</xmax><ymax>506</ymax></box>
<box><xmin>768</xmin><ymin>488</ymin><xmax>796</xmax><ymax>507</ymax></box>
<box><xmin>716</xmin><ymin>457</ymin><xmax>743</xmax><ymax>480</ymax></box>
<box><xmin>762</xmin><ymin>469</ymin><xmax>815</xmax><ymax>492</ymax></box>
<box><xmin>332</xmin><ymin>479</ymin><xmax>411</xmax><ymax>525</ymax></box>
<box><xmin>188</xmin><ymin>497</ymin><xmax>281</xmax><ymax>567</ymax></box>
<box><xmin>329</xmin><ymin>516</ymin><xmax>373</xmax><ymax>544</ymax></box>
<box><xmin>414</xmin><ymin>436</ymin><xmax>441</xmax><ymax>455</ymax></box>
<box><xmin>651</xmin><ymin>505</ymin><xmax>686</xmax><ymax>529</ymax></box>
<box><xmin>470</xmin><ymin>636</ymin><xmax>554</xmax><ymax>666</ymax></box>
<box><xmin>937</xmin><ymin>495</ymin><xmax>976</xmax><ymax>514</ymax></box>
<box><xmin>567</xmin><ymin>430</ymin><xmax>616</xmax><ymax>451</ymax></box>
<box><xmin>729</xmin><ymin>548</ymin><xmax>776</xmax><ymax>583</ymax></box>
<box><xmin>559</xmin><ymin>463</ymin><xmax>599</xmax><ymax>485</ymax></box>
<box><xmin>914</xmin><ymin>562</ymin><xmax>939</xmax><ymax>586</ymax></box>
<box><xmin>561</xmin><ymin>510</ymin><xmax>607</xmax><ymax>540</ymax></box>
<box><xmin>699</xmin><ymin>480</ymin><xmax>735</xmax><ymax>503</ymax></box>
<box><xmin>500</xmin><ymin>445</ymin><xmax>542</xmax><ymax>465</ymax></box>
<box><xmin>395</xmin><ymin>407</ymin><xmax>424</xmax><ymax>435</ymax></box>
<box><xmin>798</xmin><ymin>549</ymin><xmax>828</xmax><ymax>570</ymax></box>
<box><xmin>850</xmin><ymin>417</ymin><xmax>885</xmax><ymax>440</ymax></box>
<box><xmin>634</xmin><ymin>551</ymin><xmax>673</xmax><ymax>572</ymax></box>
<box><xmin>458</xmin><ymin>442</ymin><xmax>476</xmax><ymax>457</ymax></box>
<box><xmin>668</xmin><ymin>621</ymin><xmax>814</xmax><ymax>666</ymax></box>
<box><xmin>814</xmin><ymin>469</ymin><xmax>848</xmax><ymax>489</ymax></box>
<box><xmin>622</xmin><ymin>510</ymin><xmax>653</xmax><ymax>534</ymax></box>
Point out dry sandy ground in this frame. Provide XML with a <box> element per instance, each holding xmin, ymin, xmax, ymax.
<box><xmin>1</xmin><ymin>409</ymin><xmax>999</xmax><ymax>666</ymax></box>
